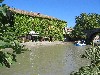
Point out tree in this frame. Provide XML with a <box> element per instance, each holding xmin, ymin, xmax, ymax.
<box><xmin>70</xmin><ymin>13</ymin><xmax>100</xmax><ymax>40</ymax></box>
<box><xmin>0</xmin><ymin>0</ymin><xmax>26</xmax><ymax>68</ymax></box>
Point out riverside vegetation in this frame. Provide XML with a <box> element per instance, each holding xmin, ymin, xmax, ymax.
<box><xmin>70</xmin><ymin>44</ymin><xmax>100</xmax><ymax>75</ymax></box>
<box><xmin>69</xmin><ymin>13</ymin><xmax>100</xmax><ymax>75</ymax></box>
<box><xmin>0</xmin><ymin>0</ymin><xmax>100</xmax><ymax>75</ymax></box>
<box><xmin>0</xmin><ymin>0</ymin><xmax>66</xmax><ymax>68</ymax></box>
<box><xmin>69</xmin><ymin>13</ymin><xmax>100</xmax><ymax>41</ymax></box>
<box><xmin>0</xmin><ymin>0</ymin><xmax>28</xmax><ymax>68</ymax></box>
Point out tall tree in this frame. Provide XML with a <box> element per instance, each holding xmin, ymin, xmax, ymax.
<box><xmin>70</xmin><ymin>13</ymin><xmax>100</xmax><ymax>40</ymax></box>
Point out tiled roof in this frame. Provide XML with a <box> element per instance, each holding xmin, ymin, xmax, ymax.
<box><xmin>9</xmin><ymin>8</ymin><xmax>66</xmax><ymax>22</ymax></box>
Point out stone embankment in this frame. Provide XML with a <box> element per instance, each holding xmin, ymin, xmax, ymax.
<box><xmin>21</xmin><ymin>41</ymin><xmax>67</xmax><ymax>47</ymax></box>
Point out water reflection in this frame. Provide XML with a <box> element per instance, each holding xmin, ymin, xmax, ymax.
<box><xmin>0</xmin><ymin>43</ymin><xmax>90</xmax><ymax>75</ymax></box>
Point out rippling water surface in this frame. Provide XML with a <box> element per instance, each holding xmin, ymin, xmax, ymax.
<box><xmin>0</xmin><ymin>43</ymin><xmax>90</xmax><ymax>75</ymax></box>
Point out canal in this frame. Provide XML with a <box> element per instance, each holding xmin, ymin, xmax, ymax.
<box><xmin>0</xmin><ymin>43</ymin><xmax>90</xmax><ymax>75</ymax></box>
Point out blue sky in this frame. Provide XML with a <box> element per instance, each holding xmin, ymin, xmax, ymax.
<box><xmin>3</xmin><ymin>0</ymin><xmax>100</xmax><ymax>27</ymax></box>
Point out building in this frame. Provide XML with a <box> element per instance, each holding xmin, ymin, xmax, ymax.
<box><xmin>8</xmin><ymin>8</ymin><xmax>63</xmax><ymax>21</ymax></box>
<box><xmin>64</xmin><ymin>27</ymin><xmax>74</xmax><ymax>34</ymax></box>
<box><xmin>7</xmin><ymin>8</ymin><xmax>67</xmax><ymax>42</ymax></box>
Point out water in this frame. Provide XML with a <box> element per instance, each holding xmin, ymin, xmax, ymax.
<box><xmin>0</xmin><ymin>43</ymin><xmax>90</xmax><ymax>75</ymax></box>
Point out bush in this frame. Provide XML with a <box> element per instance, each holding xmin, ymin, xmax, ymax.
<box><xmin>70</xmin><ymin>45</ymin><xmax>100</xmax><ymax>75</ymax></box>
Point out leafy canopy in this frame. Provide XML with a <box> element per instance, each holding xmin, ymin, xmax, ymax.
<box><xmin>70</xmin><ymin>13</ymin><xmax>100</xmax><ymax>40</ymax></box>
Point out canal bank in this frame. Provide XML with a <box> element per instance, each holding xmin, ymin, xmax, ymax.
<box><xmin>21</xmin><ymin>41</ymin><xmax>68</xmax><ymax>49</ymax></box>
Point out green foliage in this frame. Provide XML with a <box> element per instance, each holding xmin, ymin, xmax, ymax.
<box><xmin>84</xmin><ymin>46</ymin><xmax>100</xmax><ymax>62</ymax></box>
<box><xmin>0</xmin><ymin>51</ymin><xmax>11</xmax><ymax>67</ymax></box>
<box><xmin>0</xmin><ymin>32</ymin><xmax>27</xmax><ymax>67</ymax></box>
<box><xmin>14</xmin><ymin>13</ymin><xmax>67</xmax><ymax>41</ymax></box>
<box><xmin>0</xmin><ymin>3</ymin><xmax>66</xmax><ymax>67</ymax></box>
<box><xmin>70</xmin><ymin>13</ymin><xmax>100</xmax><ymax>40</ymax></box>
<box><xmin>0</xmin><ymin>3</ymin><xmax>27</xmax><ymax>67</ymax></box>
<box><xmin>14</xmin><ymin>14</ymin><xmax>33</xmax><ymax>36</ymax></box>
<box><xmin>70</xmin><ymin>46</ymin><xmax>100</xmax><ymax>75</ymax></box>
<box><xmin>0</xmin><ymin>0</ymin><xmax>4</xmax><ymax>3</ymax></box>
